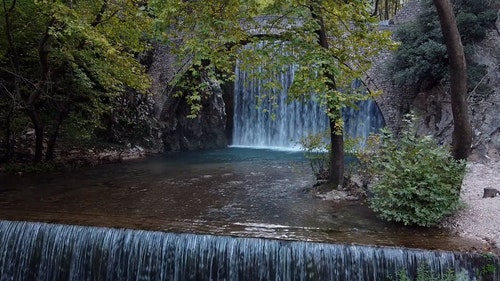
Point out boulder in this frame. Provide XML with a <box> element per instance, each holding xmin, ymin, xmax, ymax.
<box><xmin>483</xmin><ymin>188</ymin><xmax>500</xmax><ymax>198</ymax></box>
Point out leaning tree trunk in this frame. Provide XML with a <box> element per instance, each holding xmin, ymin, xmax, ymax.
<box><xmin>432</xmin><ymin>0</ymin><xmax>472</xmax><ymax>160</ymax></box>
<box><xmin>25</xmin><ymin>18</ymin><xmax>54</xmax><ymax>163</ymax></box>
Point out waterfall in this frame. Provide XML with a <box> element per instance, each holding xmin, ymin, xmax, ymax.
<box><xmin>232</xmin><ymin>64</ymin><xmax>385</xmax><ymax>150</ymax></box>
<box><xmin>1</xmin><ymin>220</ymin><xmax>497</xmax><ymax>281</ymax></box>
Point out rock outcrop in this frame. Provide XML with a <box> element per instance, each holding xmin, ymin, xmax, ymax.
<box><xmin>148</xmin><ymin>43</ymin><xmax>227</xmax><ymax>152</ymax></box>
<box><xmin>467</xmin><ymin>16</ymin><xmax>500</xmax><ymax>161</ymax></box>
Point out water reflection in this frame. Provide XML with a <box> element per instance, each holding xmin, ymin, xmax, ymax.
<box><xmin>0</xmin><ymin>148</ymin><xmax>484</xmax><ymax>251</ymax></box>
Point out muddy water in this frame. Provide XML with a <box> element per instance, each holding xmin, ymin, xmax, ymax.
<box><xmin>0</xmin><ymin>148</ymin><xmax>484</xmax><ymax>251</ymax></box>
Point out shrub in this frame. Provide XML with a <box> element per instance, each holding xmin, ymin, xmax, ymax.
<box><xmin>298</xmin><ymin>131</ymin><xmax>330</xmax><ymax>181</ymax></box>
<box><xmin>367</xmin><ymin>117</ymin><xmax>465</xmax><ymax>227</ymax></box>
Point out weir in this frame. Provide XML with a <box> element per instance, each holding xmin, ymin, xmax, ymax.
<box><xmin>232</xmin><ymin>64</ymin><xmax>384</xmax><ymax>149</ymax></box>
<box><xmin>1</xmin><ymin>220</ymin><xmax>497</xmax><ymax>281</ymax></box>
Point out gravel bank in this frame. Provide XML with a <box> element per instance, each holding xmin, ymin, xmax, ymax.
<box><xmin>441</xmin><ymin>161</ymin><xmax>500</xmax><ymax>252</ymax></box>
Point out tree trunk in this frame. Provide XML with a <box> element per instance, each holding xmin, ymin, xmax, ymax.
<box><xmin>23</xmin><ymin>18</ymin><xmax>54</xmax><ymax>163</ymax></box>
<box><xmin>310</xmin><ymin>1</ymin><xmax>345</xmax><ymax>187</ymax></box>
<box><xmin>27</xmin><ymin>107</ymin><xmax>44</xmax><ymax>163</ymax></box>
<box><xmin>384</xmin><ymin>0</ymin><xmax>389</xmax><ymax>20</ymax></box>
<box><xmin>2</xmin><ymin>106</ymin><xmax>14</xmax><ymax>162</ymax></box>
<box><xmin>432</xmin><ymin>0</ymin><xmax>472</xmax><ymax>160</ymax></box>
<box><xmin>371</xmin><ymin>0</ymin><xmax>380</xmax><ymax>17</ymax></box>
<box><xmin>329</xmin><ymin>119</ymin><xmax>345</xmax><ymax>187</ymax></box>
<box><xmin>45</xmin><ymin>113</ymin><xmax>64</xmax><ymax>162</ymax></box>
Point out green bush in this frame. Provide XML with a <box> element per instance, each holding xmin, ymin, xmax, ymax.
<box><xmin>298</xmin><ymin>131</ymin><xmax>330</xmax><ymax>180</ymax></box>
<box><xmin>367</xmin><ymin>118</ymin><xmax>465</xmax><ymax>227</ymax></box>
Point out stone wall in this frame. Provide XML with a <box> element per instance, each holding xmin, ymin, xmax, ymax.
<box><xmin>368</xmin><ymin>0</ymin><xmax>423</xmax><ymax>134</ymax></box>
<box><xmin>391</xmin><ymin>0</ymin><xmax>423</xmax><ymax>25</ymax></box>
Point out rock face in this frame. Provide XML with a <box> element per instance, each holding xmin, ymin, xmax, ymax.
<box><xmin>370</xmin><ymin>3</ymin><xmax>500</xmax><ymax>161</ymax></box>
<box><xmin>412</xmin><ymin>10</ymin><xmax>500</xmax><ymax>161</ymax></box>
<box><xmin>148</xmin><ymin>43</ymin><xmax>227</xmax><ymax>151</ymax></box>
<box><xmin>160</xmin><ymin>75</ymin><xmax>227</xmax><ymax>151</ymax></box>
<box><xmin>467</xmin><ymin>17</ymin><xmax>500</xmax><ymax>161</ymax></box>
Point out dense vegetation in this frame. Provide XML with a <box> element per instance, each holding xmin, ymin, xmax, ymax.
<box><xmin>0</xmin><ymin>0</ymin><xmax>156</xmax><ymax>165</ymax></box>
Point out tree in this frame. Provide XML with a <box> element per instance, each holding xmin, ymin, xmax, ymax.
<box><xmin>151</xmin><ymin>0</ymin><xmax>396</xmax><ymax>187</ymax></box>
<box><xmin>432</xmin><ymin>0</ymin><xmax>472</xmax><ymax>160</ymax></box>
<box><xmin>0</xmin><ymin>0</ymin><xmax>152</xmax><ymax>163</ymax></box>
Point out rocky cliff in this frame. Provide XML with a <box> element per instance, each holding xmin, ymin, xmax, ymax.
<box><xmin>463</xmin><ymin>16</ymin><xmax>500</xmax><ymax>161</ymax></box>
<box><xmin>370</xmin><ymin>3</ymin><xmax>500</xmax><ymax>161</ymax></box>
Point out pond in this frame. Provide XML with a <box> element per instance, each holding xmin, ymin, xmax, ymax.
<box><xmin>0</xmin><ymin>147</ymin><xmax>484</xmax><ymax>251</ymax></box>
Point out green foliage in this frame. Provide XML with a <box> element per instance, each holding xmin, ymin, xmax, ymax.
<box><xmin>391</xmin><ymin>0</ymin><xmax>497</xmax><ymax>93</ymax></box>
<box><xmin>478</xmin><ymin>252</ymin><xmax>496</xmax><ymax>277</ymax></box>
<box><xmin>366</xmin><ymin>116</ymin><xmax>465</xmax><ymax>227</ymax></box>
<box><xmin>455</xmin><ymin>0</ymin><xmax>499</xmax><ymax>44</ymax></box>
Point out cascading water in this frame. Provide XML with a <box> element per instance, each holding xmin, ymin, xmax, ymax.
<box><xmin>232</xmin><ymin>63</ymin><xmax>385</xmax><ymax>150</ymax></box>
<box><xmin>0</xmin><ymin>220</ymin><xmax>497</xmax><ymax>281</ymax></box>
<box><xmin>232</xmin><ymin>64</ymin><xmax>329</xmax><ymax>149</ymax></box>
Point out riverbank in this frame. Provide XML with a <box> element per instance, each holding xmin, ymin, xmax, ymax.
<box><xmin>440</xmin><ymin>160</ymin><xmax>500</xmax><ymax>254</ymax></box>
<box><xmin>0</xmin><ymin>145</ymin><xmax>148</xmax><ymax>174</ymax></box>
<box><xmin>313</xmin><ymin>160</ymin><xmax>500</xmax><ymax>254</ymax></box>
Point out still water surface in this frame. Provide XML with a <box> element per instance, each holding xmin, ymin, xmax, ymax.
<box><xmin>0</xmin><ymin>148</ymin><xmax>484</xmax><ymax>251</ymax></box>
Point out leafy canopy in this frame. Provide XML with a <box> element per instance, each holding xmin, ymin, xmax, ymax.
<box><xmin>0</xmin><ymin>0</ymin><xmax>153</xmax><ymax>150</ymax></box>
<box><xmin>151</xmin><ymin>0</ymin><xmax>397</xmax><ymax>125</ymax></box>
